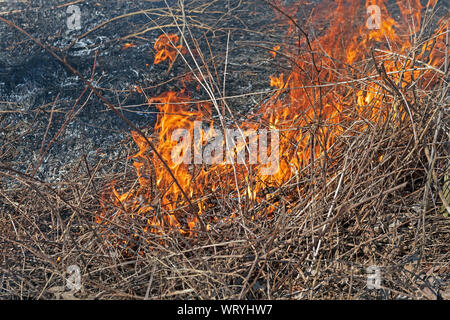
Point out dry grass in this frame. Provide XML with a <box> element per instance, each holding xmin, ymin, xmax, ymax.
<box><xmin>0</xmin><ymin>0</ymin><xmax>448</xmax><ymax>300</ymax></box>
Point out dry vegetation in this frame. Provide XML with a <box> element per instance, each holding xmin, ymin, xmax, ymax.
<box><xmin>0</xmin><ymin>0</ymin><xmax>449</xmax><ymax>299</ymax></box>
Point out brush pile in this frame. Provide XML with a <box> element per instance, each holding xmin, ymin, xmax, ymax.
<box><xmin>0</xmin><ymin>0</ymin><xmax>448</xmax><ymax>299</ymax></box>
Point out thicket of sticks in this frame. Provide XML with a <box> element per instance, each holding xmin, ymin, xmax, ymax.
<box><xmin>0</xmin><ymin>0</ymin><xmax>448</xmax><ymax>299</ymax></box>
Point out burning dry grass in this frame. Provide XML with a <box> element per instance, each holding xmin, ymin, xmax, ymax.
<box><xmin>1</xmin><ymin>95</ymin><xmax>448</xmax><ymax>299</ymax></box>
<box><xmin>0</xmin><ymin>0</ymin><xmax>449</xmax><ymax>299</ymax></box>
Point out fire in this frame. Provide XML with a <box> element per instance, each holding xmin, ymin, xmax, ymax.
<box><xmin>97</xmin><ymin>1</ymin><xmax>446</xmax><ymax>246</ymax></box>
<box><xmin>153</xmin><ymin>33</ymin><xmax>184</xmax><ymax>65</ymax></box>
<box><xmin>271</xmin><ymin>45</ymin><xmax>281</xmax><ymax>58</ymax></box>
<box><xmin>270</xmin><ymin>74</ymin><xmax>284</xmax><ymax>89</ymax></box>
<box><xmin>121</xmin><ymin>42</ymin><xmax>135</xmax><ymax>50</ymax></box>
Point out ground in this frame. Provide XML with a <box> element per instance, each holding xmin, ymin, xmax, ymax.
<box><xmin>0</xmin><ymin>0</ymin><xmax>448</xmax><ymax>300</ymax></box>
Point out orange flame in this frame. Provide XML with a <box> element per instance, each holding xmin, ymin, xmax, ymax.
<box><xmin>121</xmin><ymin>42</ymin><xmax>135</xmax><ymax>50</ymax></box>
<box><xmin>270</xmin><ymin>73</ymin><xmax>284</xmax><ymax>88</ymax></box>
<box><xmin>153</xmin><ymin>33</ymin><xmax>184</xmax><ymax>65</ymax></box>
<box><xmin>97</xmin><ymin>0</ymin><xmax>446</xmax><ymax>245</ymax></box>
<box><xmin>271</xmin><ymin>45</ymin><xmax>281</xmax><ymax>58</ymax></box>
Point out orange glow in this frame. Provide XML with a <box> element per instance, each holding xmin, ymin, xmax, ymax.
<box><xmin>153</xmin><ymin>33</ymin><xmax>184</xmax><ymax>65</ymax></box>
<box><xmin>97</xmin><ymin>0</ymin><xmax>446</xmax><ymax>245</ymax></box>
<box><xmin>270</xmin><ymin>73</ymin><xmax>284</xmax><ymax>88</ymax></box>
<box><xmin>271</xmin><ymin>45</ymin><xmax>281</xmax><ymax>58</ymax></box>
<box><xmin>121</xmin><ymin>42</ymin><xmax>135</xmax><ymax>50</ymax></box>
